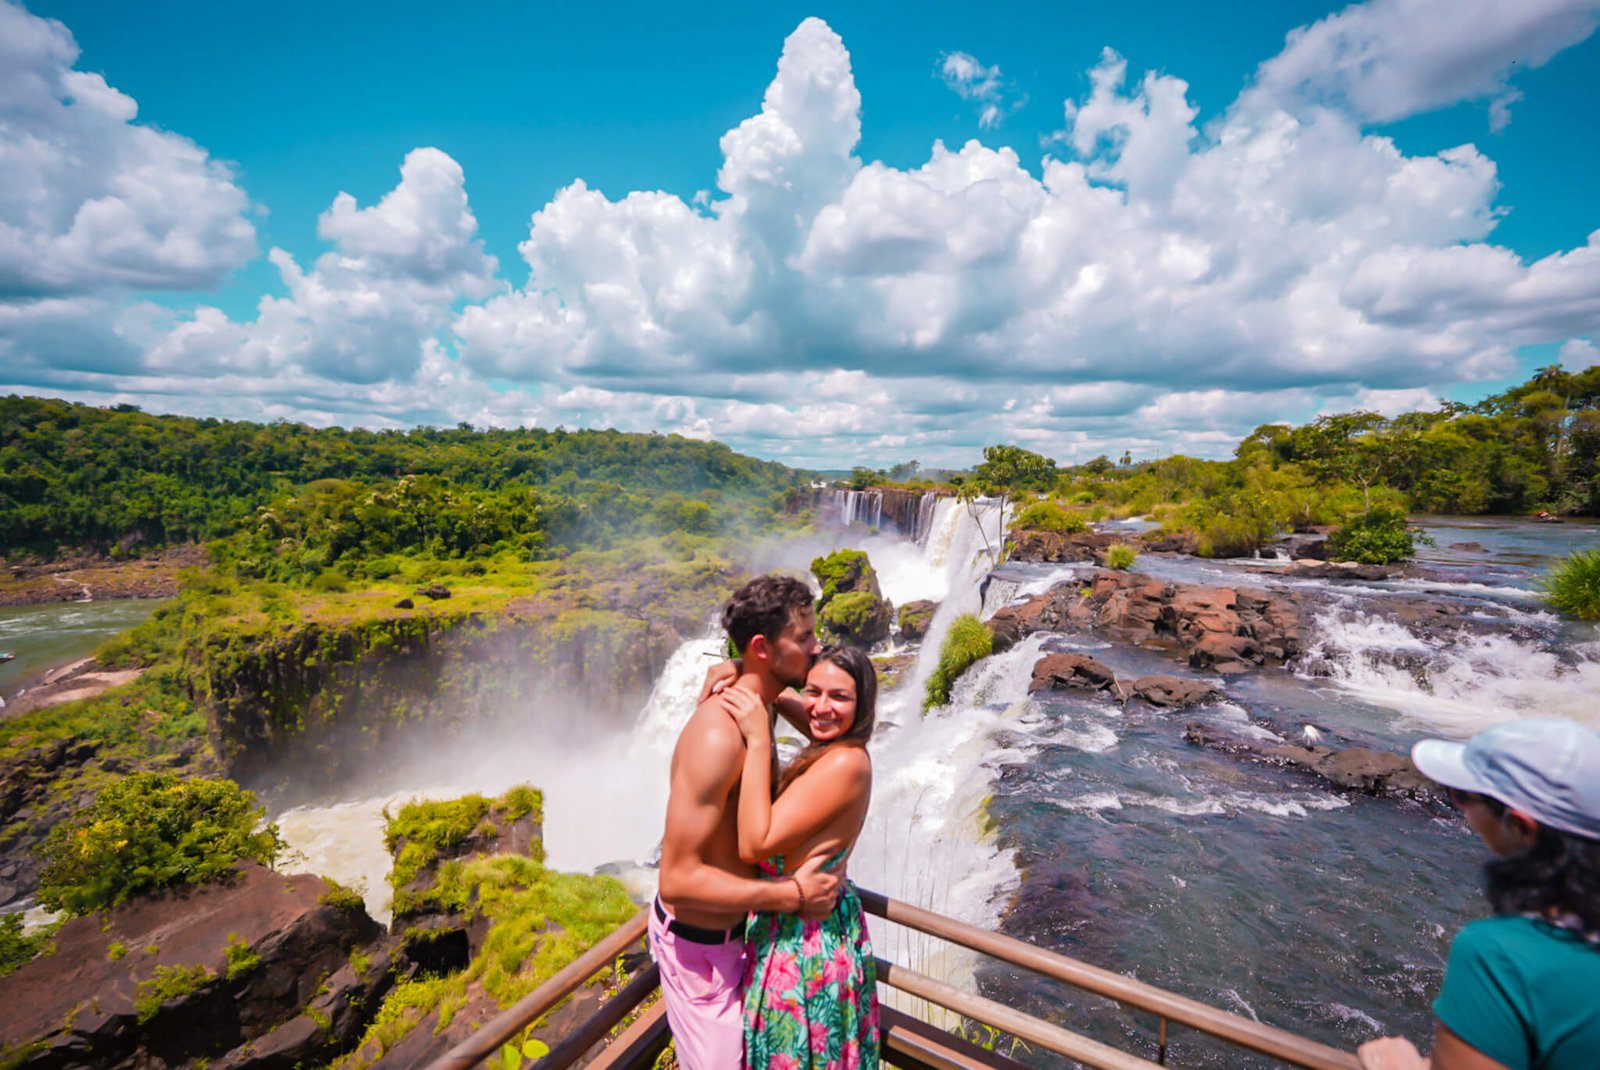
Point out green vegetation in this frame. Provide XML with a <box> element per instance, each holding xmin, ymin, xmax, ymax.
<box><xmin>135</xmin><ymin>962</ymin><xmax>217</xmax><ymax>1023</ymax></box>
<box><xmin>1</xmin><ymin>913</ymin><xmax>59</xmax><ymax>978</ymax></box>
<box><xmin>1</xmin><ymin>396</ymin><xmax>808</xmax><ymax>557</ymax></box>
<box><xmin>924</xmin><ymin>615</ymin><xmax>993</xmax><ymax>712</ymax></box>
<box><xmin>320</xmin><ymin>878</ymin><xmax>368</xmax><ymax>916</ymax></box>
<box><xmin>223</xmin><ymin>933</ymin><xmax>262</xmax><ymax>981</ymax></box>
<box><xmin>386</xmin><ymin>787</ymin><xmax>544</xmax><ymax>912</ymax></box>
<box><xmin>818</xmin><ymin>591</ymin><xmax>881</xmax><ymax>639</ymax></box>
<box><xmin>1539</xmin><ymin>547</ymin><xmax>1600</xmax><ymax>620</ymax></box>
<box><xmin>37</xmin><ymin>773</ymin><xmax>284</xmax><ymax>916</ymax></box>
<box><xmin>1012</xmin><ymin>501</ymin><xmax>1088</xmax><ymax>534</ymax></box>
<box><xmin>970</xmin><ymin>444</ymin><xmax>1058</xmax><ymax>495</ymax></box>
<box><xmin>1104</xmin><ymin>544</ymin><xmax>1138</xmax><ymax>570</ymax></box>
<box><xmin>811</xmin><ymin>549</ymin><xmax>871</xmax><ymax>603</ymax></box>
<box><xmin>1326</xmin><ymin>504</ymin><xmax>1426</xmax><ymax>564</ymax></box>
<box><xmin>338</xmin><ymin>854</ymin><xmax>636</xmax><ymax>1070</ymax></box>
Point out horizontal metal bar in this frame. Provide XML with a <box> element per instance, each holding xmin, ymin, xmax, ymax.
<box><xmin>879</xmin><ymin>1004</ymin><xmax>1031</xmax><ymax>1070</ymax></box>
<box><xmin>540</xmin><ymin>962</ymin><xmax>660</xmax><ymax>1070</ymax></box>
<box><xmin>584</xmin><ymin>999</ymin><xmax>670</xmax><ymax>1070</ymax></box>
<box><xmin>859</xmin><ymin>889</ymin><xmax>1358</xmax><ymax>1070</ymax></box>
<box><xmin>426</xmin><ymin>906</ymin><xmax>649</xmax><ymax>1070</ymax></box>
<box><xmin>878</xmin><ymin>958</ymin><xmax>1163</xmax><ymax>1070</ymax></box>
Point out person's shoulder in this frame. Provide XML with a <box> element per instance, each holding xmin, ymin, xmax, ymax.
<box><xmin>675</xmin><ymin>698</ymin><xmax>745</xmax><ymax>754</ymax></box>
<box><xmin>1450</xmin><ymin>914</ymin><xmax>1585</xmax><ymax>971</ymax></box>
<box><xmin>811</xmin><ymin>744</ymin><xmax>872</xmax><ymax>780</ymax></box>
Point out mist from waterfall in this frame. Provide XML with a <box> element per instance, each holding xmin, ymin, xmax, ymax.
<box><xmin>275</xmin><ymin>494</ymin><xmax>1016</xmax><ymax>941</ymax></box>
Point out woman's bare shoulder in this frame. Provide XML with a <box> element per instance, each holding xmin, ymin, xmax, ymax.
<box><xmin>811</xmin><ymin>744</ymin><xmax>872</xmax><ymax>779</ymax></box>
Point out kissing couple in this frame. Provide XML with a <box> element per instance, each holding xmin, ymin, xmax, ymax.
<box><xmin>652</xmin><ymin>574</ymin><xmax>882</xmax><ymax>1070</ymax></box>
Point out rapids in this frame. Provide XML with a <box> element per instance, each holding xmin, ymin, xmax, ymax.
<box><xmin>274</xmin><ymin>504</ymin><xmax>1600</xmax><ymax>1065</ymax></box>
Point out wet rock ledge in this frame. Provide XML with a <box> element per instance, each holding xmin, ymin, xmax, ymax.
<box><xmin>989</xmin><ymin>570</ymin><xmax>1302</xmax><ymax>674</ymax></box>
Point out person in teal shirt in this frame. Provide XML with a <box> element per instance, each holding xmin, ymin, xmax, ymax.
<box><xmin>1359</xmin><ymin>719</ymin><xmax>1600</xmax><ymax>1070</ymax></box>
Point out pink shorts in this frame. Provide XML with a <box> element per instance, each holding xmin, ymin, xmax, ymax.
<box><xmin>648</xmin><ymin>898</ymin><xmax>747</xmax><ymax>1070</ymax></box>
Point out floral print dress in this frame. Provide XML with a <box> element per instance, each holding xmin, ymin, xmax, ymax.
<box><xmin>742</xmin><ymin>852</ymin><xmax>879</xmax><ymax>1070</ymax></box>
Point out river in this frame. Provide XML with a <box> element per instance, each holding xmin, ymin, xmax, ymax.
<box><xmin>267</xmin><ymin>503</ymin><xmax>1600</xmax><ymax>1065</ymax></box>
<box><xmin>0</xmin><ymin>599</ymin><xmax>162</xmax><ymax>707</ymax></box>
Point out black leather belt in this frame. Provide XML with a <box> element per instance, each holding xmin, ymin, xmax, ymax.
<box><xmin>653</xmin><ymin>897</ymin><xmax>743</xmax><ymax>945</ymax></box>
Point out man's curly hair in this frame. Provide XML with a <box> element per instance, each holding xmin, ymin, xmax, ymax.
<box><xmin>722</xmin><ymin>574</ymin><xmax>813</xmax><ymax>655</ymax></box>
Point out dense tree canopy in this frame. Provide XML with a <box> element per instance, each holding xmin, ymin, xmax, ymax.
<box><xmin>0</xmin><ymin>397</ymin><xmax>807</xmax><ymax>555</ymax></box>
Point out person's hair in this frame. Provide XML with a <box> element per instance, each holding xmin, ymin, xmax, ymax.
<box><xmin>776</xmin><ymin>645</ymin><xmax>877</xmax><ymax>797</ymax></box>
<box><xmin>1482</xmin><ymin>804</ymin><xmax>1600</xmax><ymax>940</ymax></box>
<box><xmin>722</xmin><ymin>574</ymin><xmax>814</xmax><ymax>655</ymax></box>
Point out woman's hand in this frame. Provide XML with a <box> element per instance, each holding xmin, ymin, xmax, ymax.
<box><xmin>1358</xmin><ymin>1037</ymin><xmax>1430</xmax><ymax>1070</ymax></box>
<box><xmin>717</xmin><ymin>687</ymin><xmax>769</xmax><ymax>742</ymax></box>
<box><xmin>698</xmin><ymin>658</ymin><xmax>741</xmax><ymax>702</ymax></box>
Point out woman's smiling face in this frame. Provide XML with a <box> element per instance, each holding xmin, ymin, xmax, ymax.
<box><xmin>803</xmin><ymin>660</ymin><xmax>857</xmax><ymax>742</ymax></box>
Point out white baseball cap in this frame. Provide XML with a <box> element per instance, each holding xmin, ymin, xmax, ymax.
<box><xmin>1412</xmin><ymin>718</ymin><xmax>1600</xmax><ymax>842</ymax></box>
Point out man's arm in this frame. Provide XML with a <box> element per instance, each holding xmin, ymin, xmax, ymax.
<box><xmin>657</xmin><ymin>705</ymin><xmax>837</xmax><ymax>918</ymax></box>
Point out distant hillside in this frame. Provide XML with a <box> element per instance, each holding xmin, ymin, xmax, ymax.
<box><xmin>0</xmin><ymin>396</ymin><xmax>809</xmax><ymax>555</ymax></box>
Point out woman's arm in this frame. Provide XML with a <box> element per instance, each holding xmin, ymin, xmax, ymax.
<box><xmin>716</xmin><ymin>688</ymin><xmax>872</xmax><ymax>863</ymax></box>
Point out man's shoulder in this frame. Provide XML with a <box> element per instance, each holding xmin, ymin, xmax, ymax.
<box><xmin>672</xmin><ymin>698</ymin><xmax>746</xmax><ymax>763</ymax></box>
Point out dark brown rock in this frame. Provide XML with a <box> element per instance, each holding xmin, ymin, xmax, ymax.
<box><xmin>0</xmin><ymin>862</ymin><xmax>390</xmax><ymax>1070</ymax></box>
<box><xmin>1028</xmin><ymin>653</ymin><xmax>1125</xmax><ymax>697</ymax></box>
<box><xmin>1283</xmin><ymin>560</ymin><xmax>1392</xmax><ymax>581</ymax></box>
<box><xmin>1130</xmin><ymin>675</ymin><xmax>1223</xmax><ymax>708</ymax></box>
<box><xmin>1185</xmin><ymin>723</ymin><xmax>1442</xmax><ymax>801</ymax></box>
<box><xmin>1006</xmin><ymin>530</ymin><xmax>1115</xmax><ymax>563</ymax></box>
<box><xmin>896</xmin><ymin>600</ymin><xmax>937</xmax><ymax>642</ymax></box>
<box><xmin>414</xmin><ymin>583</ymin><xmax>451</xmax><ymax>600</ymax></box>
<box><xmin>992</xmin><ymin>570</ymin><xmax>1301</xmax><ymax>675</ymax></box>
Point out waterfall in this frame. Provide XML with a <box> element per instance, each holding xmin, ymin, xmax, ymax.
<box><xmin>273</xmin><ymin>495</ymin><xmax>1019</xmax><ymax>946</ymax></box>
<box><xmin>1299</xmin><ymin>605</ymin><xmax>1600</xmax><ymax>736</ymax></box>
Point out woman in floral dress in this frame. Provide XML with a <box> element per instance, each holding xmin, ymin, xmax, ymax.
<box><xmin>722</xmin><ymin>644</ymin><xmax>879</xmax><ymax>1070</ymax></box>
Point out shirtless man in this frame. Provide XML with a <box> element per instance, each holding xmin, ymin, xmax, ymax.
<box><xmin>654</xmin><ymin>574</ymin><xmax>842</xmax><ymax>1069</ymax></box>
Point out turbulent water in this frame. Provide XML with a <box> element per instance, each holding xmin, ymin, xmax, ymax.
<box><xmin>274</xmin><ymin>506</ymin><xmax>1600</xmax><ymax>1065</ymax></box>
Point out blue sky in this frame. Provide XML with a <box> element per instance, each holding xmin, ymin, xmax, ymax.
<box><xmin>4</xmin><ymin>0</ymin><xmax>1599</xmax><ymax>468</ymax></box>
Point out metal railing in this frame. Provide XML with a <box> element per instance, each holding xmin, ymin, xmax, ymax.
<box><xmin>426</xmin><ymin>888</ymin><xmax>1361</xmax><ymax>1070</ymax></box>
<box><xmin>857</xmin><ymin>889</ymin><xmax>1360</xmax><ymax>1070</ymax></box>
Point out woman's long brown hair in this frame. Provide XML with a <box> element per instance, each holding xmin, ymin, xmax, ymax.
<box><xmin>776</xmin><ymin>645</ymin><xmax>877</xmax><ymax>797</ymax></box>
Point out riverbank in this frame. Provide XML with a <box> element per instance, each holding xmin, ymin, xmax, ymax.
<box><xmin>0</xmin><ymin>546</ymin><xmax>205</xmax><ymax>607</ymax></box>
<box><xmin>2</xmin><ymin>658</ymin><xmax>145</xmax><ymax>720</ymax></box>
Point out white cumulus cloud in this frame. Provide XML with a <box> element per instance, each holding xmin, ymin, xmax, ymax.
<box><xmin>5</xmin><ymin>3</ymin><xmax>1600</xmax><ymax>469</ymax></box>
<box><xmin>0</xmin><ymin>1</ymin><xmax>256</xmax><ymax>296</ymax></box>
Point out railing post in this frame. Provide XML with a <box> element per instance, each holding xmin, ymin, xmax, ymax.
<box><xmin>1157</xmin><ymin>1017</ymin><xmax>1168</xmax><ymax>1065</ymax></box>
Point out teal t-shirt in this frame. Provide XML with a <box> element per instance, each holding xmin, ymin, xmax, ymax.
<box><xmin>1434</xmin><ymin>915</ymin><xmax>1600</xmax><ymax>1070</ymax></box>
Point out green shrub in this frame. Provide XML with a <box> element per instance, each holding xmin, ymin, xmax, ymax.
<box><xmin>1012</xmin><ymin>501</ymin><xmax>1087</xmax><ymax>534</ymax></box>
<box><xmin>1327</xmin><ymin>505</ymin><xmax>1422</xmax><ymax>564</ymax></box>
<box><xmin>319</xmin><ymin>878</ymin><xmax>368</xmax><ymax>916</ymax></box>
<box><xmin>223</xmin><ymin>933</ymin><xmax>262</xmax><ymax>980</ymax></box>
<box><xmin>923</xmin><ymin>615</ymin><xmax>993</xmax><ymax>712</ymax></box>
<box><xmin>1539</xmin><ymin>547</ymin><xmax>1600</xmax><ymax>620</ymax></box>
<box><xmin>811</xmin><ymin>550</ymin><xmax>870</xmax><ymax>601</ymax></box>
<box><xmin>1105</xmin><ymin>544</ymin><xmax>1138</xmax><ymax>570</ymax></box>
<box><xmin>135</xmin><ymin>963</ymin><xmax>216</xmax><ymax>1022</ymax></box>
<box><xmin>1</xmin><ymin>914</ymin><xmax>59</xmax><ymax>978</ymax></box>
<box><xmin>37</xmin><ymin>773</ymin><xmax>285</xmax><ymax>916</ymax></box>
<box><xmin>820</xmin><ymin>591</ymin><xmax>877</xmax><ymax>632</ymax></box>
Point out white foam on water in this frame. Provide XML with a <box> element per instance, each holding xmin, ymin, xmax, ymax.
<box><xmin>274</xmin><ymin>496</ymin><xmax>1028</xmax><ymax>982</ymax></box>
<box><xmin>1055</xmin><ymin>789</ymin><xmax>1348</xmax><ymax>820</ymax></box>
<box><xmin>1303</xmin><ymin>608</ymin><xmax>1600</xmax><ymax>735</ymax></box>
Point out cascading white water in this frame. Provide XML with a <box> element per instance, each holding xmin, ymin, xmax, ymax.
<box><xmin>1300</xmin><ymin>606</ymin><xmax>1600</xmax><ymax>736</ymax></box>
<box><xmin>275</xmin><ymin>495</ymin><xmax>1019</xmax><ymax>946</ymax></box>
